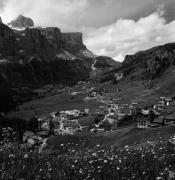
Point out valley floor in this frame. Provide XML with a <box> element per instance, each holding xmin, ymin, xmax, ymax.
<box><xmin>8</xmin><ymin>80</ymin><xmax>161</xmax><ymax>119</ymax></box>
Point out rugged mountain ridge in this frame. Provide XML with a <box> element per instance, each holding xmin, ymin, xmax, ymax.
<box><xmin>6</xmin><ymin>15</ymin><xmax>97</xmax><ymax>60</ymax></box>
<box><xmin>0</xmin><ymin>15</ymin><xmax>120</xmax><ymax>86</ymax></box>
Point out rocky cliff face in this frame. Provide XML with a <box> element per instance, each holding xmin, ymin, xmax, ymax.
<box><xmin>122</xmin><ymin>43</ymin><xmax>175</xmax><ymax>80</ymax></box>
<box><xmin>0</xmin><ymin>15</ymin><xmax>119</xmax><ymax>86</ymax></box>
<box><xmin>61</xmin><ymin>32</ymin><xmax>86</xmax><ymax>53</ymax></box>
<box><xmin>0</xmin><ymin>22</ymin><xmax>17</xmax><ymax>57</ymax></box>
<box><xmin>15</xmin><ymin>28</ymin><xmax>57</xmax><ymax>61</ymax></box>
<box><xmin>39</xmin><ymin>27</ymin><xmax>62</xmax><ymax>49</ymax></box>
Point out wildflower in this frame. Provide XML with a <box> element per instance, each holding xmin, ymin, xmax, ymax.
<box><xmin>24</xmin><ymin>154</ymin><xmax>28</xmax><ymax>158</ymax></box>
<box><xmin>8</xmin><ymin>127</ymin><xmax>13</xmax><ymax>131</ymax></box>
<box><xmin>165</xmin><ymin>167</ymin><xmax>169</xmax><ymax>171</ymax></box>
<box><xmin>141</xmin><ymin>155</ymin><xmax>145</xmax><ymax>158</ymax></box>
<box><xmin>8</xmin><ymin>154</ymin><xmax>15</xmax><ymax>158</ymax></box>
<box><xmin>79</xmin><ymin>169</ymin><xmax>83</xmax><ymax>174</ymax></box>
<box><xmin>156</xmin><ymin>177</ymin><xmax>163</xmax><ymax>180</ymax></box>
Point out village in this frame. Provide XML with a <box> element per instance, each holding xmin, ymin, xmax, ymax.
<box><xmin>20</xmin><ymin>81</ymin><xmax>175</xmax><ymax>146</ymax></box>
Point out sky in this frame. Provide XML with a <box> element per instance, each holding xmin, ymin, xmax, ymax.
<box><xmin>1</xmin><ymin>0</ymin><xmax>175</xmax><ymax>61</ymax></box>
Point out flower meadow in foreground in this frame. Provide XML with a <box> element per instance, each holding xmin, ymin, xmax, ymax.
<box><xmin>0</xmin><ymin>131</ymin><xmax>175</xmax><ymax>179</ymax></box>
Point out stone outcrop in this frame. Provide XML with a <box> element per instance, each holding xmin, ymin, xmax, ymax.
<box><xmin>8</xmin><ymin>15</ymin><xmax>34</xmax><ymax>28</ymax></box>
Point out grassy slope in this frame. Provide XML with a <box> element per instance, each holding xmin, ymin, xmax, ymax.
<box><xmin>8</xmin><ymin>91</ymin><xmax>103</xmax><ymax>119</ymax></box>
<box><xmin>8</xmin><ymin>71</ymin><xmax>175</xmax><ymax>119</ymax></box>
<box><xmin>47</xmin><ymin>125</ymin><xmax>175</xmax><ymax>147</ymax></box>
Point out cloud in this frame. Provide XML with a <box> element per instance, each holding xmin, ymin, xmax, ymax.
<box><xmin>1</xmin><ymin>0</ymin><xmax>175</xmax><ymax>29</ymax></box>
<box><xmin>84</xmin><ymin>10</ymin><xmax>175</xmax><ymax>61</ymax></box>
<box><xmin>0</xmin><ymin>0</ymin><xmax>88</xmax><ymax>31</ymax></box>
<box><xmin>0</xmin><ymin>0</ymin><xmax>175</xmax><ymax>61</ymax></box>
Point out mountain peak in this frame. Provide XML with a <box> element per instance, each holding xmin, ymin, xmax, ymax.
<box><xmin>8</xmin><ymin>15</ymin><xmax>34</xmax><ymax>28</ymax></box>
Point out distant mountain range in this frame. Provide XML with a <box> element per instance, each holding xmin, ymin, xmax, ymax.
<box><xmin>0</xmin><ymin>15</ymin><xmax>121</xmax><ymax>86</ymax></box>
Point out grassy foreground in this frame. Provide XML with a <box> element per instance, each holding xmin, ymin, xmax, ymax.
<box><xmin>0</xmin><ymin>128</ymin><xmax>175</xmax><ymax>180</ymax></box>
